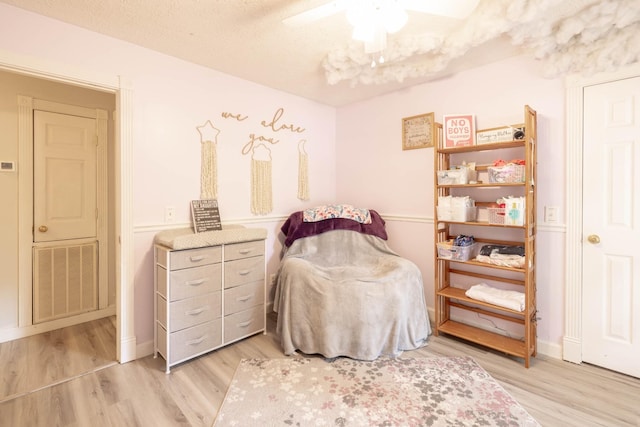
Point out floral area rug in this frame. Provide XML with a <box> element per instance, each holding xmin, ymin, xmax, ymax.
<box><xmin>213</xmin><ymin>356</ymin><xmax>540</xmax><ymax>426</ymax></box>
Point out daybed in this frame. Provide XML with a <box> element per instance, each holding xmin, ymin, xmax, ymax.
<box><xmin>273</xmin><ymin>206</ymin><xmax>431</xmax><ymax>360</ymax></box>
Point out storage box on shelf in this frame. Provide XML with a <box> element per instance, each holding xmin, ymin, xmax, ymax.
<box><xmin>488</xmin><ymin>164</ymin><xmax>525</xmax><ymax>183</ymax></box>
<box><xmin>436</xmin><ymin>240</ymin><xmax>478</xmax><ymax>261</ymax></box>
<box><xmin>437</xmin><ymin>206</ymin><xmax>477</xmax><ymax>222</ymax></box>
<box><xmin>437</xmin><ymin>195</ymin><xmax>477</xmax><ymax>222</ymax></box>
<box><xmin>433</xmin><ymin>105</ymin><xmax>537</xmax><ymax>368</ymax></box>
<box><xmin>487</xmin><ymin>207</ymin><xmax>505</xmax><ymax>224</ymax></box>
<box><xmin>437</xmin><ymin>167</ymin><xmax>478</xmax><ymax>185</ymax></box>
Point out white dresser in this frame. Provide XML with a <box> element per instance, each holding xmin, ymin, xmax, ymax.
<box><xmin>154</xmin><ymin>226</ymin><xmax>267</xmax><ymax>373</ymax></box>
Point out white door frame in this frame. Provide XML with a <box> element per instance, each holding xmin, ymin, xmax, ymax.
<box><xmin>564</xmin><ymin>62</ymin><xmax>640</xmax><ymax>364</ymax></box>
<box><xmin>0</xmin><ymin>56</ymin><xmax>136</xmax><ymax>364</ymax></box>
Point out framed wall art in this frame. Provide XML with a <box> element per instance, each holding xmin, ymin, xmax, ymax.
<box><xmin>402</xmin><ymin>112</ymin><xmax>434</xmax><ymax>150</ymax></box>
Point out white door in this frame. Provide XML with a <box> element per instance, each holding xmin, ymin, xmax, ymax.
<box><xmin>33</xmin><ymin>110</ymin><xmax>99</xmax><ymax>323</ymax></box>
<box><xmin>33</xmin><ymin>110</ymin><xmax>97</xmax><ymax>242</ymax></box>
<box><xmin>582</xmin><ymin>76</ymin><xmax>640</xmax><ymax>378</ymax></box>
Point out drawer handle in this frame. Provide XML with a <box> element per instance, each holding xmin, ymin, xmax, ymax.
<box><xmin>239</xmin><ymin>249</ymin><xmax>252</xmax><ymax>255</ymax></box>
<box><xmin>189</xmin><ymin>255</ymin><xmax>206</xmax><ymax>262</ymax></box>
<box><xmin>236</xmin><ymin>295</ymin><xmax>252</xmax><ymax>302</ymax></box>
<box><xmin>238</xmin><ymin>320</ymin><xmax>252</xmax><ymax>328</ymax></box>
<box><xmin>186</xmin><ymin>307</ymin><xmax>205</xmax><ymax>316</ymax></box>
<box><xmin>186</xmin><ymin>279</ymin><xmax>206</xmax><ymax>286</ymax></box>
<box><xmin>238</xmin><ymin>270</ymin><xmax>251</xmax><ymax>276</ymax></box>
<box><xmin>186</xmin><ymin>336</ymin><xmax>205</xmax><ymax>346</ymax></box>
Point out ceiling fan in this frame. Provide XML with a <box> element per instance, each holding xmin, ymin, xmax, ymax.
<box><xmin>282</xmin><ymin>0</ymin><xmax>481</xmax><ymax>27</ymax></box>
<box><xmin>283</xmin><ymin>0</ymin><xmax>480</xmax><ymax>63</ymax></box>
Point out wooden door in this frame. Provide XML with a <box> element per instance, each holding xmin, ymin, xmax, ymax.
<box><xmin>582</xmin><ymin>76</ymin><xmax>640</xmax><ymax>378</ymax></box>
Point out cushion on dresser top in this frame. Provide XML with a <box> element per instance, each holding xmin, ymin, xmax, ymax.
<box><xmin>154</xmin><ymin>225</ymin><xmax>267</xmax><ymax>250</ymax></box>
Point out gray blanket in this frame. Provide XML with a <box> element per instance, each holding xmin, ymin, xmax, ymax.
<box><xmin>274</xmin><ymin>229</ymin><xmax>431</xmax><ymax>360</ymax></box>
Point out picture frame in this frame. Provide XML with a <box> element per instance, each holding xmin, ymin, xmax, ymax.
<box><xmin>191</xmin><ymin>199</ymin><xmax>222</xmax><ymax>233</ymax></box>
<box><xmin>402</xmin><ymin>112</ymin><xmax>435</xmax><ymax>150</ymax></box>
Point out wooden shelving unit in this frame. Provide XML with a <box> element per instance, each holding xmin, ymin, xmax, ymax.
<box><xmin>434</xmin><ymin>105</ymin><xmax>537</xmax><ymax>367</ymax></box>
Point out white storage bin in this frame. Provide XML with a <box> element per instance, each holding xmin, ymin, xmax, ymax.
<box><xmin>437</xmin><ymin>168</ymin><xmax>477</xmax><ymax>185</ymax></box>
<box><xmin>439</xmin><ymin>206</ymin><xmax>477</xmax><ymax>222</ymax></box>
<box><xmin>437</xmin><ymin>241</ymin><xmax>478</xmax><ymax>261</ymax></box>
<box><xmin>437</xmin><ymin>206</ymin><xmax>452</xmax><ymax>221</ymax></box>
<box><xmin>451</xmin><ymin>206</ymin><xmax>477</xmax><ymax>222</ymax></box>
<box><xmin>437</xmin><ymin>169</ymin><xmax>466</xmax><ymax>185</ymax></box>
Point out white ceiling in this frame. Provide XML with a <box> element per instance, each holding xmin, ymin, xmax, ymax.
<box><xmin>2</xmin><ymin>0</ymin><xmax>639</xmax><ymax>106</ymax></box>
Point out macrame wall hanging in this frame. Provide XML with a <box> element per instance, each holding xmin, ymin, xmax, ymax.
<box><xmin>297</xmin><ymin>139</ymin><xmax>310</xmax><ymax>201</ymax></box>
<box><xmin>250</xmin><ymin>143</ymin><xmax>273</xmax><ymax>215</ymax></box>
<box><xmin>196</xmin><ymin>120</ymin><xmax>220</xmax><ymax>199</ymax></box>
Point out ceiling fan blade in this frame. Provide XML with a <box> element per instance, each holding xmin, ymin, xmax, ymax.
<box><xmin>283</xmin><ymin>0</ymin><xmax>480</xmax><ymax>27</ymax></box>
<box><xmin>282</xmin><ymin>0</ymin><xmax>349</xmax><ymax>26</ymax></box>
<box><xmin>400</xmin><ymin>0</ymin><xmax>480</xmax><ymax>19</ymax></box>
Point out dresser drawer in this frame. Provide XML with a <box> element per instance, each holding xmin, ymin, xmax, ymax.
<box><xmin>166</xmin><ymin>319</ymin><xmax>222</xmax><ymax>364</ymax></box>
<box><xmin>158</xmin><ymin>292</ymin><xmax>221</xmax><ymax>331</ymax></box>
<box><xmin>170</xmin><ymin>263</ymin><xmax>221</xmax><ymax>301</ymax></box>
<box><xmin>224</xmin><ymin>256</ymin><xmax>264</xmax><ymax>289</ymax></box>
<box><xmin>224</xmin><ymin>280</ymin><xmax>264</xmax><ymax>316</ymax></box>
<box><xmin>224</xmin><ymin>240</ymin><xmax>265</xmax><ymax>261</ymax></box>
<box><xmin>224</xmin><ymin>305</ymin><xmax>264</xmax><ymax>343</ymax></box>
<box><xmin>170</xmin><ymin>246</ymin><xmax>222</xmax><ymax>270</ymax></box>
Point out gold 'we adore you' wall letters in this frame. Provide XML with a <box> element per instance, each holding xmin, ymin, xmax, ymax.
<box><xmin>221</xmin><ymin>107</ymin><xmax>306</xmax><ymax>154</ymax></box>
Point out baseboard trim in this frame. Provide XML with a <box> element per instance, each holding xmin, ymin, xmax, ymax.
<box><xmin>136</xmin><ymin>339</ymin><xmax>155</xmax><ymax>360</ymax></box>
<box><xmin>135</xmin><ymin>309</ymin><xmax>562</xmax><ymax>362</ymax></box>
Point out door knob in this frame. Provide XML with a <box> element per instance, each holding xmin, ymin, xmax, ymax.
<box><xmin>587</xmin><ymin>234</ymin><xmax>600</xmax><ymax>244</ymax></box>
<box><xmin>39</xmin><ymin>225</ymin><xmax>48</xmax><ymax>232</ymax></box>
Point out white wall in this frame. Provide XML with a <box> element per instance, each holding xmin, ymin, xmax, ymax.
<box><xmin>0</xmin><ymin>3</ymin><xmax>337</xmax><ymax>350</ymax></box>
<box><xmin>336</xmin><ymin>55</ymin><xmax>566</xmax><ymax>356</ymax></box>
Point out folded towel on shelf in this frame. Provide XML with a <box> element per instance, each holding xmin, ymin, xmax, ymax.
<box><xmin>476</xmin><ymin>245</ymin><xmax>525</xmax><ymax>268</ymax></box>
<box><xmin>465</xmin><ymin>283</ymin><xmax>525</xmax><ymax>312</ymax></box>
<box><xmin>475</xmin><ymin>253</ymin><xmax>525</xmax><ymax>268</ymax></box>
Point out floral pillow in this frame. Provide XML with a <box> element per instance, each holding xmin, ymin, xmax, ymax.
<box><xmin>303</xmin><ymin>204</ymin><xmax>372</xmax><ymax>224</ymax></box>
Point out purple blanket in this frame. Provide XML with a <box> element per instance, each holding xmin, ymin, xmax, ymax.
<box><xmin>281</xmin><ymin>209</ymin><xmax>388</xmax><ymax>247</ymax></box>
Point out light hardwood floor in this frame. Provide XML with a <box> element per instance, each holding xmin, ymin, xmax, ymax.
<box><xmin>0</xmin><ymin>314</ymin><xmax>638</xmax><ymax>427</ymax></box>
<box><xmin>0</xmin><ymin>316</ymin><xmax>117</xmax><ymax>403</ymax></box>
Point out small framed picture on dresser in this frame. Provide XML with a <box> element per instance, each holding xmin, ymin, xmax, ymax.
<box><xmin>191</xmin><ymin>199</ymin><xmax>222</xmax><ymax>233</ymax></box>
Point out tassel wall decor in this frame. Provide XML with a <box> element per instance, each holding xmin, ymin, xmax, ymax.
<box><xmin>297</xmin><ymin>139</ymin><xmax>309</xmax><ymax>201</ymax></box>
<box><xmin>250</xmin><ymin>144</ymin><xmax>273</xmax><ymax>214</ymax></box>
<box><xmin>196</xmin><ymin>120</ymin><xmax>220</xmax><ymax>199</ymax></box>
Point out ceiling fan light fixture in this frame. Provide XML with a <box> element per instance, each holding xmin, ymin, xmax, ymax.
<box><xmin>352</xmin><ymin>20</ymin><xmax>375</xmax><ymax>42</ymax></box>
<box><xmin>364</xmin><ymin>29</ymin><xmax>387</xmax><ymax>53</ymax></box>
<box><xmin>347</xmin><ymin>0</ymin><xmax>408</xmax><ymax>42</ymax></box>
<box><xmin>345</xmin><ymin>0</ymin><xmax>370</xmax><ymax>27</ymax></box>
<box><xmin>381</xmin><ymin>3</ymin><xmax>408</xmax><ymax>33</ymax></box>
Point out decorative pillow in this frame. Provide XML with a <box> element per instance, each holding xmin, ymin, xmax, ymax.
<box><xmin>303</xmin><ymin>204</ymin><xmax>372</xmax><ymax>224</ymax></box>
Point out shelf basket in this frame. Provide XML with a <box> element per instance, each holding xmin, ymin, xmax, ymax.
<box><xmin>488</xmin><ymin>164</ymin><xmax>525</xmax><ymax>183</ymax></box>
<box><xmin>487</xmin><ymin>207</ymin><xmax>505</xmax><ymax>224</ymax></box>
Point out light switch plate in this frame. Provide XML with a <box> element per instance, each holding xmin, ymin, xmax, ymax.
<box><xmin>165</xmin><ymin>206</ymin><xmax>175</xmax><ymax>222</ymax></box>
<box><xmin>0</xmin><ymin>161</ymin><xmax>16</xmax><ymax>172</ymax></box>
<box><xmin>544</xmin><ymin>206</ymin><xmax>558</xmax><ymax>223</ymax></box>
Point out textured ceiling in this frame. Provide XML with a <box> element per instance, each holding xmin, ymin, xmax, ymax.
<box><xmin>2</xmin><ymin>0</ymin><xmax>639</xmax><ymax>106</ymax></box>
